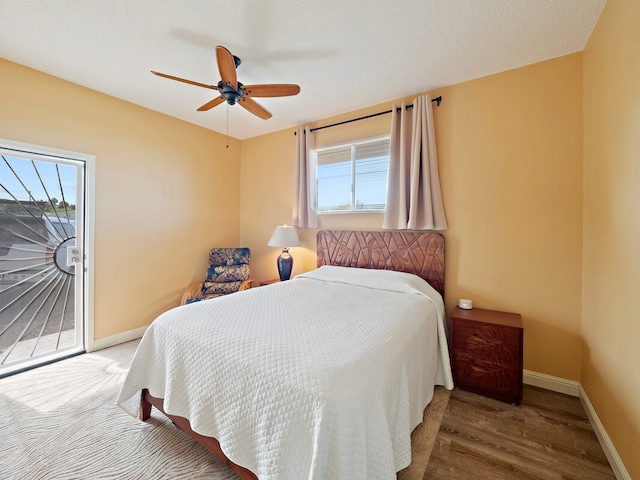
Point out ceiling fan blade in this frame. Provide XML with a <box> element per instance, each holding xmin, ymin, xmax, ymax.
<box><xmin>197</xmin><ymin>96</ymin><xmax>226</xmax><ymax>111</ymax></box>
<box><xmin>151</xmin><ymin>71</ymin><xmax>218</xmax><ymax>90</ymax></box>
<box><xmin>243</xmin><ymin>84</ymin><xmax>301</xmax><ymax>98</ymax></box>
<box><xmin>238</xmin><ymin>96</ymin><xmax>272</xmax><ymax>119</ymax></box>
<box><xmin>216</xmin><ymin>45</ymin><xmax>238</xmax><ymax>90</ymax></box>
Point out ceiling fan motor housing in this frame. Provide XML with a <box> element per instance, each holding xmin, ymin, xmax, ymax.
<box><xmin>218</xmin><ymin>81</ymin><xmax>244</xmax><ymax>105</ymax></box>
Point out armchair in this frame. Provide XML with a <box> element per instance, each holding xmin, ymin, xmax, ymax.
<box><xmin>180</xmin><ymin>247</ymin><xmax>258</xmax><ymax>306</ymax></box>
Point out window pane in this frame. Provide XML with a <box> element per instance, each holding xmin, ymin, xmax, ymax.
<box><xmin>317</xmin><ymin>161</ymin><xmax>352</xmax><ymax>211</ymax></box>
<box><xmin>317</xmin><ymin>146</ymin><xmax>351</xmax><ymax>165</ymax></box>
<box><xmin>354</xmin><ymin>138</ymin><xmax>389</xmax><ymax>211</ymax></box>
<box><xmin>355</xmin><ymin>155</ymin><xmax>387</xmax><ymax>210</ymax></box>
<box><xmin>354</xmin><ymin>139</ymin><xmax>390</xmax><ymax>160</ymax></box>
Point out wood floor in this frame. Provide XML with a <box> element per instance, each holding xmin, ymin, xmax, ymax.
<box><xmin>424</xmin><ymin>386</ymin><xmax>615</xmax><ymax>480</ymax></box>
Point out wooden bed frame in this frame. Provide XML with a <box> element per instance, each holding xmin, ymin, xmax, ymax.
<box><xmin>140</xmin><ymin>389</ymin><xmax>258</xmax><ymax>479</ymax></box>
<box><xmin>139</xmin><ymin>230</ymin><xmax>445</xmax><ymax>479</ymax></box>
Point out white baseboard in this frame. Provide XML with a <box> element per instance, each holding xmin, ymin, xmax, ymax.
<box><xmin>523</xmin><ymin>369</ymin><xmax>580</xmax><ymax>397</ymax></box>
<box><xmin>523</xmin><ymin>370</ymin><xmax>630</xmax><ymax>479</ymax></box>
<box><xmin>87</xmin><ymin>326</ymin><xmax>147</xmax><ymax>352</ymax></box>
<box><xmin>579</xmin><ymin>385</ymin><xmax>632</xmax><ymax>480</ymax></box>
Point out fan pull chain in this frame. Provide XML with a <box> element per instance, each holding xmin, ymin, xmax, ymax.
<box><xmin>226</xmin><ymin>104</ymin><xmax>229</xmax><ymax>149</ymax></box>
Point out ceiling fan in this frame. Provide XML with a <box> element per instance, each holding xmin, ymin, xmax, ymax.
<box><xmin>151</xmin><ymin>45</ymin><xmax>300</xmax><ymax>120</ymax></box>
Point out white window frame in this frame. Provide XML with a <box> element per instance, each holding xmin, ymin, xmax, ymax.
<box><xmin>311</xmin><ymin>135</ymin><xmax>390</xmax><ymax>214</ymax></box>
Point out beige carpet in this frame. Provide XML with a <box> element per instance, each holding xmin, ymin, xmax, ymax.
<box><xmin>0</xmin><ymin>340</ymin><xmax>449</xmax><ymax>479</ymax></box>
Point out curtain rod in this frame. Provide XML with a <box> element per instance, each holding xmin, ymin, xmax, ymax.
<box><xmin>295</xmin><ymin>96</ymin><xmax>442</xmax><ymax>135</ymax></box>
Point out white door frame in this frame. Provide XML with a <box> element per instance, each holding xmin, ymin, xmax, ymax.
<box><xmin>0</xmin><ymin>137</ymin><xmax>95</xmax><ymax>355</ymax></box>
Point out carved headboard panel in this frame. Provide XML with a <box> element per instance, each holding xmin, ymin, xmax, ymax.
<box><xmin>316</xmin><ymin>230</ymin><xmax>445</xmax><ymax>297</ymax></box>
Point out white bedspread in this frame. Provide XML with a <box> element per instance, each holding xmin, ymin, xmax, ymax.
<box><xmin>117</xmin><ymin>266</ymin><xmax>453</xmax><ymax>480</ymax></box>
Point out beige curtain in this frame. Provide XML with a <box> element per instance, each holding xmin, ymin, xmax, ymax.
<box><xmin>382</xmin><ymin>94</ymin><xmax>447</xmax><ymax>230</ymax></box>
<box><xmin>292</xmin><ymin>126</ymin><xmax>317</xmax><ymax>228</ymax></box>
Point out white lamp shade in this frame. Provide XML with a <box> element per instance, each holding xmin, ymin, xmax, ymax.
<box><xmin>267</xmin><ymin>225</ymin><xmax>301</xmax><ymax>248</ymax></box>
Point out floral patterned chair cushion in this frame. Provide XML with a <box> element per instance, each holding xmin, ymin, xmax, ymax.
<box><xmin>182</xmin><ymin>248</ymin><xmax>253</xmax><ymax>305</ymax></box>
<box><xmin>205</xmin><ymin>263</ymin><xmax>250</xmax><ymax>284</ymax></box>
<box><xmin>208</xmin><ymin>247</ymin><xmax>250</xmax><ymax>267</ymax></box>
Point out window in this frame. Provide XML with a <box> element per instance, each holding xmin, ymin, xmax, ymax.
<box><xmin>313</xmin><ymin>136</ymin><xmax>389</xmax><ymax>212</ymax></box>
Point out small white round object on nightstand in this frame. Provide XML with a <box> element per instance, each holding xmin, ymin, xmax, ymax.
<box><xmin>459</xmin><ymin>298</ymin><xmax>473</xmax><ymax>309</ymax></box>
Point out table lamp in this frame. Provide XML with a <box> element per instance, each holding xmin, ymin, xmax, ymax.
<box><xmin>267</xmin><ymin>225</ymin><xmax>301</xmax><ymax>281</ymax></box>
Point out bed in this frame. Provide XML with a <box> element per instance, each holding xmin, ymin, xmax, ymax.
<box><xmin>117</xmin><ymin>230</ymin><xmax>453</xmax><ymax>479</ymax></box>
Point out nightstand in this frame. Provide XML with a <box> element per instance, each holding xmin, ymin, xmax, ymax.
<box><xmin>450</xmin><ymin>306</ymin><xmax>523</xmax><ymax>404</ymax></box>
<box><xmin>259</xmin><ymin>279</ymin><xmax>280</xmax><ymax>286</ymax></box>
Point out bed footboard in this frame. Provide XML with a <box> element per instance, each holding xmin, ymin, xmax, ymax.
<box><xmin>140</xmin><ymin>389</ymin><xmax>258</xmax><ymax>480</ymax></box>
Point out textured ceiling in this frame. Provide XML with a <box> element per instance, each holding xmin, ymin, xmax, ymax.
<box><xmin>0</xmin><ymin>0</ymin><xmax>606</xmax><ymax>140</ymax></box>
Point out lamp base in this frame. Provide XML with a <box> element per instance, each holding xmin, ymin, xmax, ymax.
<box><xmin>277</xmin><ymin>248</ymin><xmax>293</xmax><ymax>281</ymax></box>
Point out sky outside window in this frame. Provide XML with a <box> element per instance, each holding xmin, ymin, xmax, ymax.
<box><xmin>0</xmin><ymin>156</ymin><xmax>77</xmax><ymax>210</ymax></box>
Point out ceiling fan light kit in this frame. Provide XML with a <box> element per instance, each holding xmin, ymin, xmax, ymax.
<box><xmin>152</xmin><ymin>45</ymin><xmax>300</xmax><ymax>120</ymax></box>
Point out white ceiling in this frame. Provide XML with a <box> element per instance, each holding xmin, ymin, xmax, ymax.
<box><xmin>0</xmin><ymin>0</ymin><xmax>606</xmax><ymax>140</ymax></box>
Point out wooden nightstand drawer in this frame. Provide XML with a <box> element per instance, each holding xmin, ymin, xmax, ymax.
<box><xmin>450</xmin><ymin>307</ymin><xmax>523</xmax><ymax>404</ymax></box>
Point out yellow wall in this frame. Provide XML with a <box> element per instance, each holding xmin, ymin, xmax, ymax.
<box><xmin>583</xmin><ymin>0</ymin><xmax>640</xmax><ymax>476</ymax></box>
<box><xmin>0</xmin><ymin>58</ymin><xmax>242</xmax><ymax>340</ymax></box>
<box><xmin>241</xmin><ymin>54</ymin><xmax>585</xmax><ymax>382</ymax></box>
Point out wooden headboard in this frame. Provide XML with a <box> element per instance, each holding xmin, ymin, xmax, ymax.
<box><xmin>316</xmin><ymin>230</ymin><xmax>445</xmax><ymax>297</ymax></box>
